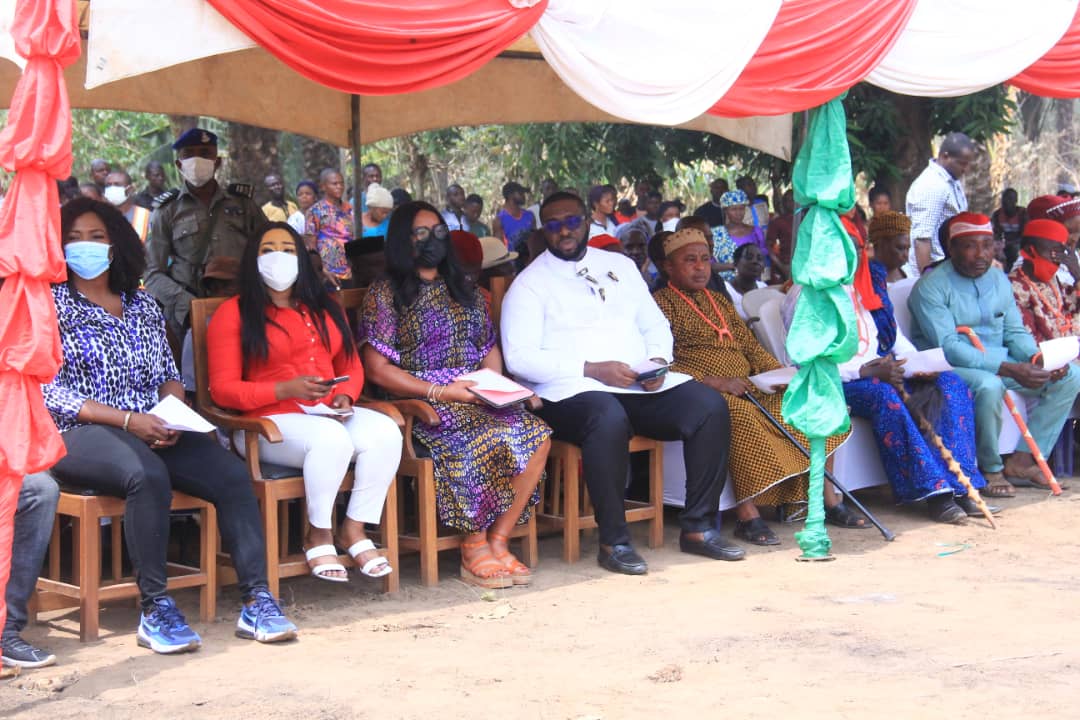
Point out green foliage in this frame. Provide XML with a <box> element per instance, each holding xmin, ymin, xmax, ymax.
<box><xmin>70</xmin><ymin>110</ymin><xmax>174</xmax><ymax>183</ymax></box>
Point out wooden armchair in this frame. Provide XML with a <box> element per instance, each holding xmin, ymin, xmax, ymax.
<box><xmin>190</xmin><ymin>295</ymin><xmax>402</xmax><ymax>595</ymax></box>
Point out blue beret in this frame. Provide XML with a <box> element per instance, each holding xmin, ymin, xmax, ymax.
<box><xmin>172</xmin><ymin>127</ymin><xmax>218</xmax><ymax>151</ymax></box>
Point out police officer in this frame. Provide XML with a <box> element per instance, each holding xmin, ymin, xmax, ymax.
<box><xmin>146</xmin><ymin>128</ymin><xmax>267</xmax><ymax>335</ymax></box>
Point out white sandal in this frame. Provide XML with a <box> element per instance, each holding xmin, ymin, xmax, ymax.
<box><xmin>303</xmin><ymin>544</ymin><xmax>349</xmax><ymax>583</ymax></box>
<box><xmin>346</xmin><ymin>538</ymin><xmax>393</xmax><ymax>578</ymax></box>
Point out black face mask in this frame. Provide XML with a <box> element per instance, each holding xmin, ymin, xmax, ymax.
<box><xmin>548</xmin><ymin>235</ymin><xmax>589</xmax><ymax>262</ymax></box>
<box><xmin>415</xmin><ymin>236</ymin><xmax>448</xmax><ymax>268</ymax></box>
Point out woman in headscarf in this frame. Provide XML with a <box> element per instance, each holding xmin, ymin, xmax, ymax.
<box><xmin>654</xmin><ymin>228</ymin><xmax>861</xmax><ymax>545</ymax></box>
<box><xmin>714</xmin><ymin>190</ymin><xmax>767</xmax><ymax>280</ymax></box>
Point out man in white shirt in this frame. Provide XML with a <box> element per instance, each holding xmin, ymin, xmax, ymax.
<box><xmin>441</xmin><ymin>183</ymin><xmax>470</xmax><ymax>232</ymax></box>
<box><xmin>905</xmin><ymin>132</ymin><xmax>976</xmax><ymax>277</ymax></box>
<box><xmin>502</xmin><ymin>192</ymin><xmax>742</xmax><ymax>575</ymax></box>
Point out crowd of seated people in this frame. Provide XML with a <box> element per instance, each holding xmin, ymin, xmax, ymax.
<box><xmin>9</xmin><ymin>129</ymin><xmax>1080</xmax><ymax>673</ymax></box>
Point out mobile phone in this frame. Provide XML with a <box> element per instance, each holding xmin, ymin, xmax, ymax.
<box><xmin>321</xmin><ymin>375</ymin><xmax>350</xmax><ymax>386</ymax></box>
<box><xmin>636</xmin><ymin>365</ymin><xmax>669</xmax><ymax>382</ymax></box>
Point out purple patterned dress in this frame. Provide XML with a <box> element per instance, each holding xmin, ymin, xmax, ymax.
<box><xmin>361</xmin><ymin>277</ymin><xmax>551</xmax><ymax>533</ymax></box>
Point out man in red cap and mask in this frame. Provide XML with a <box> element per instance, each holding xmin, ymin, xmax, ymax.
<box><xmin>909</xmin><ymin>212</ymin><xmax>1080</xmax><ymax>495</ymax></box>
<box><xmin>1009</xmin><ymin>218</ymin><xmax>1080</xmax><ymax>343</ymax></box>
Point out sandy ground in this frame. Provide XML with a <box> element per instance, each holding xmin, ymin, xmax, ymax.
<box><xmin>3</xmin><ymin>484</ymin><xmax>1080</xmax><ymax>720</ymax></box>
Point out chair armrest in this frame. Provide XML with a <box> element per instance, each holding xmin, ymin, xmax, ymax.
<box><xmin>199</xmin><ymin>403</ymin><xmax>283</xmax><ymax>444</ymax></box>
<box><xmin>525</xmin><ymin>395</ymin><xmax>543</xmax><ymax>412</ymax></box>
<box><xmin>356</xmin><ymin>399</ymin><xmax>405</xmax><ymax>428</ymax></box>
<box><xmin>389</xmin><ymin>399</ymin><xmax>441</xmax><ymax>426</ymax></box>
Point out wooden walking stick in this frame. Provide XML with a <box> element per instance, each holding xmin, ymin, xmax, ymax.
<box><xmin>896</xmin><ymin>384</ymin><xmax>997</xmax><ymax>529</ymax></box>
<box><xmin>955</xmin><ymin>325</ymin><xmax>1063</xmax><ymax>496</ymax></box>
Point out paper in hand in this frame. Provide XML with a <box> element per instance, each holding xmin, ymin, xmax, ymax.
<box><xmin>148</xmin><ymin>395</ymin><xmax>216</xmax><ymax>433</ymax></box>
<box><xmin>897</xmin><ymin>348</ymin><xmax>952</xmax><ymax>378</ymax></box>
<box><xmin>749</xmin><ymin>367</ymin><xmax>797</xmax><ymax>394</ymax></box>
<box><xmin>300</xmin><ymin>403</ymin><xmax>354</xmax><ymax>417</ymax></box>
<box><xmin>1039</xmin><ymin>336</ymin><xmax>1080</xmax><ymax>371</ymax></box>
<box><xmin>458</xmin><ymin>368</ymin><xmax>528</xmax><ymax>393</ymax></box>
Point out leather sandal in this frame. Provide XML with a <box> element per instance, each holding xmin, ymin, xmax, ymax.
<box><xmin>460</xmin><ymin>538</ymin><xmax>513</xmax><ymax>589</ymax></box>
<box><xmin>733</xmin><ymin>517</ymin><xmax>780</xmax><ymax>546</ymax></box>
<box><xmin>487</xmin><ymin>532</ymin><xmax>532</xmax><ymax>586</ymax></box>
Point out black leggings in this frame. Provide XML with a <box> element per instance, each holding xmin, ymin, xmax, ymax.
<box><xmin>52</xmin><ymin>425</ymin><xmax>268</xmax><ymax>609</ymax></box>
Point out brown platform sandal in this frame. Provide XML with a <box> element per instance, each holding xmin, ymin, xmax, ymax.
<box><xmin>488</xmin><ymin>532</ymin><xmax>532</xmax><ymax>586</ymax></box>
<box><xmin>460</xmin><ymin>538</ymin><xmax>513</xmax><ymax>589</ymax></box>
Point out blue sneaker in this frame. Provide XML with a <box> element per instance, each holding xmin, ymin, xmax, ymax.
<box><xmin>236</xmin><ymin>588</ymin><xmax>298</xmax><ymax>643</ymax></box>
<box><xmin>136</xmin><ymin>597</ymin><xmax>201</xmax><ymax>654</ymax></box>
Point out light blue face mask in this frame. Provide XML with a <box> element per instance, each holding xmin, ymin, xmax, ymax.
<box><xmin>64</xmin><ymin>241</ymin><xmax>112</xmax><ymax>280</ymax></box>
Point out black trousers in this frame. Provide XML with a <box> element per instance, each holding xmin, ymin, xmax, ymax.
<box><xmin>536</xmin><ymin>380</ymin><xmax>730</xmax><ymax>546</ymax></box>
<box><xmin>52</xmin><ymin>425</ymin><xmax>268</xmax><ymax>609</ymax></box>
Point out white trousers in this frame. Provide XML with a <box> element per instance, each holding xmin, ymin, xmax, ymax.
<box><xmin>239</xmin><ymin>409</ymin><xmax>402</xmax><ymax>529</ymax></box>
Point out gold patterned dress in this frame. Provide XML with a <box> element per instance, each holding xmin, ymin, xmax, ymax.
<box><xmin>653</xmin><ymin>286</ymin><xmax>847</xmax><ymax>510</ymax></box>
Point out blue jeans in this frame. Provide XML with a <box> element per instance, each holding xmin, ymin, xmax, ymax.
<box><xmin>2</xmin><ymin>473</ymin><xmax>59</xmax><ymax>641</ymax></box>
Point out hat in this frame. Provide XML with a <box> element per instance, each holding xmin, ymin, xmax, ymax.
<box><xmin>662</xmin><ymin>227</ymin><xmax>709</xmax><ymax>257</ymax></box>
<box><xmin>947</xmin><ymin>212</ymin><xmax>993</xmax><ymax>241</ymax></box>
<box><xmin>720</xmin><ymin>190</ymin><xmax>748</xmax><ymax>208</ymax></box>
<box><xmin>450</xmin><ymin>230</ymin><xmax>483</xmax><ymax>268</ymax></box>
<box><xmin>202</xmin><ymin>256</ymin><xmax>240</xmax><ymax>280</ymax></box>
<box><xmin>1028</xmin><ymin>194</ymin><xmax>1080</xmax><ymax>221</ymax></box>
<box><xmin>172</xmin><ymin>127</ymin><xmax>218</xmax><ymax>151</ymax></box>
<box><xmin>501</xmin><ymin>181</ymin><xmax>530</xmax><ymax>199</ymax></box>
<box><xmin>1022</xmin><ymin>218</ymin><xmax>1068</xmax><ymax>245</ymax></box>
<box><xmin>478</xmin><ymin>236</ymin><xmax>519</xmax><ymax>270</ymax></box>
<box><xmin>365</xmin><ymin>183</ymin><xmax>393</xmax><ymax>210</ymax></box>
<box><xmin>1027</xmin><ymin>195</ymin><xmax>1061</xmax><ymax>220</ymax></box>
<box><xmin>867</xmin><ymin>211</ymin><xmax>912</xmax><ymax>244</ymax></box>
<box><xmin>588</xmin><ymin>234</ymin><xmax>621</xmax><ymax>250</ymax></box>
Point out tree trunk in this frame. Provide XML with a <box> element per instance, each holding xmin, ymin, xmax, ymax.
<box><xmin>167</xmin><ymin>114</ymin><xmax>198</xmax><ymax>141</ymax></box>
<box><xmin>226</xmin><ymin>123</ymin><xmax>281</xmax><ymax>205</ymax></box>
<box><xmin>299</xmin><ymin>136</ymin><xmax>341</xmax><ymax>185</ymax></box>
<box><xmin>884</xmin><ymin>93</ymin><xmax>932</xmax><ymax>210</ymax></box>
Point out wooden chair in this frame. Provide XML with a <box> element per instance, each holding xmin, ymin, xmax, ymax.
<box><xmin>35</xmin><ymin>489</ymin><xmax>217</xmax><ymax>642</ymax></box>
<box><xmin>190</xmin><ymin>295</ymin><xmax>402</xmax><ymax>595</ymax></box>
<box><xmin>540</xmin><ymin>437</ymin><xmax>664</xmax><ymax>563</ymax></box>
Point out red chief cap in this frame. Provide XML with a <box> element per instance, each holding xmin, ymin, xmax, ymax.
<box><xmin>1022</xmin><ymin>218</ymin><xmax>1069</xmax><ymax>245</ymax></box>
<box><xmin>587</xmin><ymin>233</ymin><xmax>621</xmax><ymax>250</ymax></box>
<box><xmin>450</xmin><ymin>230</ymin><xmax>483</xmax><ymax>267</ymax></box>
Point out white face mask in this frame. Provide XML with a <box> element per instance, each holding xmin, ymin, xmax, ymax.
<box><xmin>179</xmin><ymin>156</ymin><xmax>216</xmax><ymax>187</ymax></box>
<box><xmin>257</xmin><ymin>251</ymin><xmax>299</xmax><ymax>292</ymax></box>
<box><xmin>662</xmin><ymin>217</ymin><xmax>680</xmax><ymax>233</ymax></box>
<box><xmin>103</xmin><ymin>185</ymin><xmax>128</xmax><ymax>206</ymax></box>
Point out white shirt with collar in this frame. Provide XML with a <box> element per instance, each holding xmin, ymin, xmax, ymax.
<box><xmin>441</xmin><ymin>208</ymin><xmax>469</xmax><ymax>232</ymax></box>
<box><xmin>501</xmin><ymin>246</ymin><xmax>691</xmax><ymax>402</ymax></box>
<box><xmin>905</xmin><ymin>159</ymin><xmax>968</xmax><ymax>277</ymax></box>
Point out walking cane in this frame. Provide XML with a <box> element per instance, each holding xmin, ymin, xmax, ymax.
<box><xmin>955</xmin><ymin>325</ymin><xmax>1063</xmax><ymax>496</ymax></box>
<box><xmin>742</xmin><ymin>391</ymin><xmax>896</xmax><ymax>542</ymax></box>
<box><xmin>896</xmin><ymin>385</ymin><xmax>997</xmax><ymax>529</ymax></box>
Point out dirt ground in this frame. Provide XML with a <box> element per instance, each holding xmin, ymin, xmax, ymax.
<box><xmin>3</xmin><ymin>484</ymin><xmax>1080</xmax><ymax>720</ymax></box>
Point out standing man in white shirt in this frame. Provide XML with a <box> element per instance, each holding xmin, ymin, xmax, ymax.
<box><xmin>905</xmin><ymin>131</ymin><xmax>976</xmax><ymax>277</ymax></box>
<box><xmin>441</xmin><ymin>183</ymin><xmax>470</xmax><ymax>232</ymax></box>
<box><xmin>502</xmin><ymin>192</ymin><xmax>741</xmax><ymax>575</ymax></box>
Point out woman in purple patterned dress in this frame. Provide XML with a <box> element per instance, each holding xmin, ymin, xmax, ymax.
<box><xmin>361</xmin><ymin>201</ymin><xmax>551</xmax><ymax>589</ymax></box>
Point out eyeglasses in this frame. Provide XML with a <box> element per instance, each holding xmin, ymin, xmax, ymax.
<box><xmin>542</xmin><ymin>215</ymin><xmax>585</xmax><ymax>235</ymax></box>
<box><xmin>410</xmin><ymin>224</ymin><xmax>450</xmax><ymax>242</ymax></box>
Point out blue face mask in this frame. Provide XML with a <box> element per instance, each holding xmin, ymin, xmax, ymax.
<box><xmin>64</xmin><ymin>241</ymin><xmax>112</xmax><ymax>280</ymax></box>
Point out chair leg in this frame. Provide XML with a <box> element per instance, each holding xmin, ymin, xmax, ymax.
<box><xmin>48</xmin><ymin>517</ymin><xmax>60</xmax><ymax>580</ymax></box>
<box><xmin>648</xmin><ymin>445</ymin><xmax>664</xmax><ymax>549</ymax></box>
<box><xmin>110</xmin><ymin>515</ymin><xmax>123</xmax><ymax>581</ymax></box>
<box><xmin>262</xmin><ymin>492</ymin><xmax>281</xmax><ymax>598</ymax></box>
<box><xmin>278</xmin><ymin>500</ymin><xmax>290</xmax><ymax>562</ymax></box>
<box><xmin>198</xmin><ymin>503</ymin><xmax>218</xmax><ymax>623</ymax></box>
<box><xmin>75</xmin><ymin>514</ymin><xmax>101</xmax><ymax>642</ymax></box>
<box><xmin>381</xmin><ymin>478</ymin><xmax>400</xmax><ymax>594</ymax></box>
<box><xmin>417</xmin><ymin>468</ymin><xmax>439</xmax><ymax>587</ymax></box>
<box><xmin>519</xmin><ymin>512</ymin><xmax>539</xmax><ymax>568</ymax></box>
<box><xmin>562</xmin><ymin>449</ymin><xmax>581</xmax><ymax>563</ymax></box>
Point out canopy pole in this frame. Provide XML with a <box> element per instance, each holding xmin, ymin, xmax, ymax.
<box><xmin>350</xmin><ymin>94</ymin><xmax>362</xmax><ymax>214</ymax></box>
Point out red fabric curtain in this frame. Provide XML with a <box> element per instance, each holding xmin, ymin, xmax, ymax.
<box><xmin>1010</xmin><ymin>4</ymin><xmax>1080</xmax><ymax>97</ymax></box>
<box><xmin>0</xmin><ymin>0</ymin><xmax>79</xmax><ymax>632</ymax></box>
<box><xmin>708</xmin><ymin>0</ymin><xmax>917</xmax><ymax>118</ymax></box>
<box><xmin>205</xmin><ymin>0</ymin><xmax>549</xmax><ymax>96</ymax></box>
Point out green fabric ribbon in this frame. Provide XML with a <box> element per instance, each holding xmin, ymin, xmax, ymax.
<box><xmin>782</xmin><ymin>95</ymin><xmax>857</xmax><ymax>559</ymax></box>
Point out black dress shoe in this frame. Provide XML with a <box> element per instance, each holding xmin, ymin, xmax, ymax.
<box><xmin>597</xmin><ymin>544</ymin><xmax>648</xmax><ymax>575</ymax></box>
<box><xmin>927</xmin><ymin>494</ymin><xmax>967</xmax><ymax>524</ymax></box>
<box><xmin>955</xmin><ymin>495</ymin><xmax>1002</xmax><ymax>517</ymax></box>
<box><xmin>679</xmin><ymin>528</ymin><xmax>746</xmax><ymax>561</ymax></box>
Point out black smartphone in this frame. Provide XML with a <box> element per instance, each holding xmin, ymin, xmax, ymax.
<box><xmin>636</xmin><ymin>365</ymin><xmax>669</xmax><ymax>382</ymax></box>
<box><xmin>321</xmin><ymin>375</ymin><xmax>350</xmax><ymax>386</ymax></box>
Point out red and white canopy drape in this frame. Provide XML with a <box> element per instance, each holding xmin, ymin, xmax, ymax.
<box><xmin>72</xmin><ymin>0</ymin><xmax>1080</xmax><ymax>124</ymax></box>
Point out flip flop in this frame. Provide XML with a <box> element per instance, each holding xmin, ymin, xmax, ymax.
<box><xmin>734</xmin><ymin>517</ymin><xmax>780</xmax><ymax>546</ymax></box>
<box><xmin>303</xmin><ymin>544</ymin><xmax>349</xmax><ymax>583</ymax></box>
<box><xmin>824</xmin><ymin>501</ymin><xmax>871</xmax><ymax>529</ymax></box>
<box><xmin>342</xmin><ymin>538</ymin><xmax>393</xmax><ymax>578</ymax></box>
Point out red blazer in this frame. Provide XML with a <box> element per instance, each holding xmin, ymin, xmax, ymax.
<box><xmin>207</xmin><ymin>296</ymin><xmax>364</xmax><ymax>417</ymax></box>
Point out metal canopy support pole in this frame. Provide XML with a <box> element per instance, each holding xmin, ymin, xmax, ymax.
<box><xmin>350</xmin><ymin>94</ymin><xmax>362</xmax><ymax>215</ymax></box>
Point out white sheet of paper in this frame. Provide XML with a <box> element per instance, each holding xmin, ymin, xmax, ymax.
<box><xmin>458</xmin><ymin>368</ymin><xmax>527</xmax><ymax>393</ymax></box>
<box><xmin>1039</xmin><ymin>336</ymin><xmax>1080</xmax><ymax>371</ymax></box>
<box><xmin>897</xmin><ymin>348</ymin><xmax>952</xmax><ymax>378</ymax></box>
<box><xmin>749</xmin><ymin>367</ymin><xmax>797</xmax><ymax>394</ymax></box>
<box><xmin>148</xmin><ymin>395</ymin><xmax>216</xmax><ymax>433</ymax></box>
<box><xmin>300</xmin><ymin>403</ymin><xmax>353</xmax><ymax>417</ymax></box>
<box><xmin>631</xmin><ymin>359</ymin><xmax>668</xmax><ymax>375</ymax></box>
